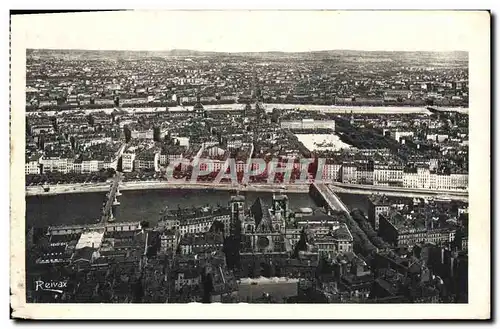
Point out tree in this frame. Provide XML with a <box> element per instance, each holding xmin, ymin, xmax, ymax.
<box><xmin>117</xmin><ymin>157</ymin><xmax>123</xmax><ymax>172</ymax></box>
<box><xmin>38</xmin><ymin>134</ymin><xmax>45</xmax><ymax>150</ymax></box>
<box><xmin>153</xmin><ymin>126</ymin><xmax>161</xmax><ymax>142</ymax></box>
<box><xmin>271</xmin><ymin>112</ymin><xmax>280</xmax><ymax>124</ymax></box>
<box><xmin>123</xmin><ymin>126</ymin><xmax>132</xmax><ymax>143</ymax></box>
<box><xmin>293</xmin><ymin>228</ymin><xmax>309</xmax><ymax>258</ymax></box>
<box><xmin>87</xmin><ymin>114</ymin><xmax>95</xmax><ymax>126</ymax></box>
<box><xmin>338</xmin><ymin>211</ymin><xmax>377</xmax><ymax>256</ymax></box>
<box><xmin>201</xmin><ymin>268</ymin><xmax>214</xmax><ymax>303</ymax></box>
<box><xmin>106</xmin><ymin>167</ymin><xmax>116</xmax><ymax>178</ymax></box>
<box><xmin>51</xmin><ymin>117</ymin><xmax>59</xmax><ymax>132</ymax></box>
<box><xmin>316</xmin><ymin>254</ymin><xmax>333</xmax><ymax>276</ymax></box>
<box><xmin>223</xmin><ymin>236</ymin><xmax>240</xmax><ymax>270</ymax></box>
<box><xmin>209</xmin><ymin>220</ymin><xmax>225</xmax><ymax>234</ymax></box>
<box><xmin>244</xmin><ymin>102</ymin><xmax>252</xmax><ymax>113</ymax></box>
<box><xmin>132</xmin><ymin>277</ymin><xmax>144</xmax><ymax>303</ymax></box>
<box><xmin>164</xmin><ymin>131</ymin><xmax>172</xmax><ymax>144</ymax></box>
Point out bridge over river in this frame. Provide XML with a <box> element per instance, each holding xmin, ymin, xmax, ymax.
<box><xmin>310</xmin><ymin>182</ymin><xmax>350</xmax><ymax>214</ymax></box>
<box><xmin>100</xmin><ymin>173</ymin><xmax>122</xmax><ymax>224</ymax></box>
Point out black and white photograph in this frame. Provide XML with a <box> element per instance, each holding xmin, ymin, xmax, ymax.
<box><xmin>9</xmin><ymin>10</ymin><xmax>490</xmax><ymax>319</ymax></box>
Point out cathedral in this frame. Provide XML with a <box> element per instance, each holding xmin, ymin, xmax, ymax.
<box><xmin>229</xmin><ymin>194</ymin><xmax>290</xmax><ymax>254</ymax></box>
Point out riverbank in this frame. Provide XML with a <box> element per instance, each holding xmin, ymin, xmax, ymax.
<box><xmin>329</xmin><ymin>182</ymin><xmax>469</xmax><ymax>201</ymax></box>
<box><xmin>25</xmin><ymin>181</ymin><xmax>310</xmax><ymax>196</ymax></box>
<box><xmin>26</xmin><ymin>182</ymin><xmax>111</xmax><ymax>196</ymax></box>
<box><xmin>263</xmin><ymin>104</ymin><xmax>468</xmax><ymax>114</ymax></box>
<box><xmin>25</xmin><ymin>179</ymin><xmax>469</xmax><ymax>199</ymax></box>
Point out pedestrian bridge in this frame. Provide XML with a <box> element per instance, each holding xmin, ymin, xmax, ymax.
<box><xmin>100</xmin><ymin>177</ymin><xmax>121</xmax><ymax>223</ymax></box>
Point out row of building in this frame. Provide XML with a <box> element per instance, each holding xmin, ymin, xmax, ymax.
<box><xmin>367</xmin><ymin>194</ymin><xmax>468</xmax><ymax>249</ymax></box>
<box><xmin>25</xmin><ymin>148</ymin><xmax>123</xmax><ymax>175</ymax></box>
<box><xmin>332</xmin><ymin>163</ymin><xmax>468</xmax><ymax>190</ymax></box>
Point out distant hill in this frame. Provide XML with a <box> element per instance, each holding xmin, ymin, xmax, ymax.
<box><xmin>26</xmin><ymin>48</ymin><xmax>468</xmax><ymax>63</ymax></box>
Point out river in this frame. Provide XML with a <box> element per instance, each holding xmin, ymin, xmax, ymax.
<box><xmin>26</xmin><ymin>189</ymin><xmax>372</xmax><ymax>229</ymax></box>
<box><xmin>27</xmin><ymin>104</ymin><xmax>468</xmax><ymax>117</ymax></box>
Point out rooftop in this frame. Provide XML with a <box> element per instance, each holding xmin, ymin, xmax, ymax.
<box><xmin>75</xmin><ymin>231</ymin><xmax>104</xmax><ymax>250</ymax></box>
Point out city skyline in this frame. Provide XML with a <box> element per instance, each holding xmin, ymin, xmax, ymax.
<box><xmin>17</xmin><ymin>11</ymin><xmax>481</xmax><ymax>52</ymax></box>
<box><xmin>27</xmin><ymin>48</ymin><xmax>468</xmax><ymax>54</ymax></box>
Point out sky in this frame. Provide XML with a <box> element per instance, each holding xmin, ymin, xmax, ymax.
<box><xmin>13</xmin><ymin>10</ymin><xmax>484</xmax><ymax>52</ymax></box>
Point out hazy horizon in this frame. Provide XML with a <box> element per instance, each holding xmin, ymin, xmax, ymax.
<box><xmin>27</xmin><ymin>48</ymin><xmax>469</xmax><ymax>54</ymax></box>
<box><xmin>14</xmin><ymin>11</ymin><xmax>482</xmax><ymax>52</ymax></box>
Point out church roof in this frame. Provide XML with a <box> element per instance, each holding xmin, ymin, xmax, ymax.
<box><xmin>250</xmin><ymin>197</ymin><xmax>273</xmax><ymax>232</ymax></box>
